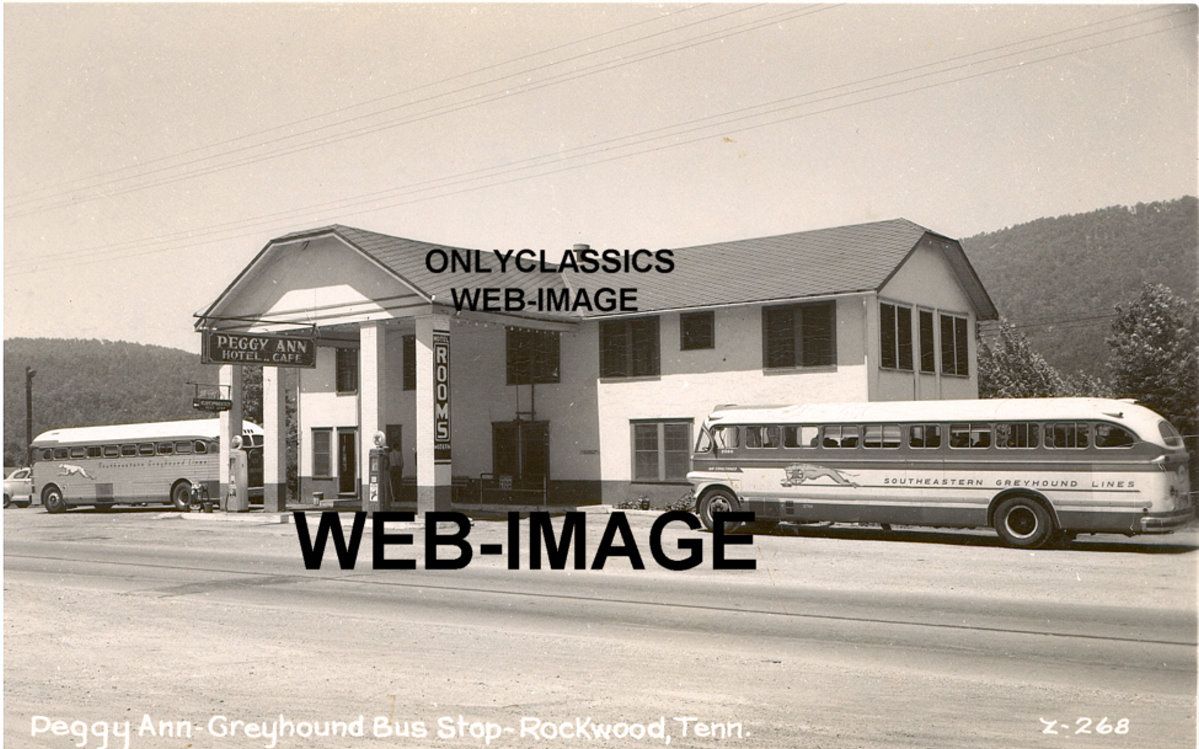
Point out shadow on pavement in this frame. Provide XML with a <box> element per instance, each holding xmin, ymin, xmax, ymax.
<box><xmin>750</xmin><ymin>522</ymin><xmax>1198</xmax><ymax>554</ymax></box>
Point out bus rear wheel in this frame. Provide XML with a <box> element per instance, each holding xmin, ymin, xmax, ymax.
<box><xmin>42</xmin><ymin>485</ymin><xmax>67</xmax><ymax>514</ymax></box>
<box><xmin>170</xmin><ymin>481</ymin><xmax>193</xmax><ymax>512</ymax></box>
<box><xmin>697</xmin><ymin>488</ymin><xmax>741</xmax><ymax>531</ymax></box>
<box><xmin>993</xmin><ymin>496</ymin><xmax>1054</xmax><ymax>549</ymax></box>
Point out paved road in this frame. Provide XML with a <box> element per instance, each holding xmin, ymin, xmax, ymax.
<box><xmin>4</xmin><ymin>509</ymin><xmax>1196</xmax><ymax>748</ymax></box>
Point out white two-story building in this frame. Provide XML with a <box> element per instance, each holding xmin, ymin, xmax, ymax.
<box><xmin>197</xmin><ymin>218</ymin><xmax>997</xmax><ymax>511</ymax></box>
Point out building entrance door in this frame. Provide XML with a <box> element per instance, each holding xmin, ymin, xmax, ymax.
<box><xmin>492</xmin><ymin>421</ymin><xmax>549</xmax><ymax>486</ymax></box>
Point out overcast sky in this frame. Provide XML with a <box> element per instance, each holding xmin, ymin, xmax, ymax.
<box><xmin>3</xmin><ymin>3</ymin><xmax>1196</xmax><ymax>352</ymax></box>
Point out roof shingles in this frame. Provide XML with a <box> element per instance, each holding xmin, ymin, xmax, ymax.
<box><xmin>273</xmin><ymin>218</ymin><xmax>994</xmax><ymax>319</ymax></box>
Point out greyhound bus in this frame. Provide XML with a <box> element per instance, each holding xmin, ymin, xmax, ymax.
<box><xmin>30</xmin><ymin>419</ymin><xmax>263</xmax><ymax>513</ymax></box>
<box><xmin>688</xmin><ymin>398</ymin><xmax>1193</xmax><ymax>548</ymax></box>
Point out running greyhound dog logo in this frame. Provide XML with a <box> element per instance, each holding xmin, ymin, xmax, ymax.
<box><xmin>780</xmin><ymin>463</ymin><xmax>859</xmax><ymax>487</ymax></box>
<box><xmin>58</xmin><ymin>463</ymin><xmax>94</xmax><ymax>480</ymax></box>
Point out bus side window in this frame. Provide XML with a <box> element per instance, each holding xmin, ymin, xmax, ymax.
<box><xmin>783</xmin><ymin>426</ymin><xmax>819</xmax><ymax>448</ymax></box>
<box><xmin>1095</xmin><ymin>423</ymin><xmax>1135</xmax><ymax>448</ymax></box>
<box><xmin>69</xmin><ymin>447</ymin><xmax>86</xmax><ymax>459</ymax></box>
<box><xmin>175</xmin><ymin>441</ymin><xmax>195</xmax><ymax>455</ymax></box>
<box><xmin>103</xmin><ymin>445</ymin><xmax>120</xmax><ymax>457</ymax></box>
<box><xmin>41</xmin><ymin>449</ymin><xmax>54</xmax><ymax>460</ymax></box>
<box><xmin>909</xmin><ymin>424</ymin><xmax>941</xmax><ymax>448</ymax></box>
<box><xmin>54</xmin><ymin>448</ymin><xmax>68</xmax><ymax>459</ymax></box>
<box><xmin>1048</xmin><ymin>422</ymin><xmax>1090</xmax><ymax>449</ymax></box>
<box><xmin>996</xmin><ymin>423</ymin><xmax>1039</xmax><ymax>449</ymax></box>
<box><xmin>87</xmin><ymin>446</ymin><xmax>102</xmax><ymax>458</ymax></box>
<box><xmin>156</xmin><ymin>442</ymin><xmax>174</xmax><ymax>456</ymax></box>
<box><xmin>864</xmin><ymin>425</ymin><xmax>901</xmax><ymax>448</ymax></box>
<box><xmin>746</xmin><ymin>426</ymin><xmax>780</xmax><ymax>449</ymax></box>
<box><xmin>121</xmin><ymin>444</ymin><xmax>137</xmax><ymax>457</ymax></box>
<box><xmin>194</xmin><ymin>440</ymin><xmax>208</xmax><ymax>455</ymax></box>
<box><xmin>949</xmin><ymin>424</ymin><xmax>970</xmax><ymax>449</ymax></box>
<box><xmin>823</xmin><ymin>425</ymin><xmax>859</xmax><ymax>448</ymax></box>
<box><xmin>711</xmin><ymin>426</ymin><xmax>739</xmax><ymax>451</ymax></box>
<box><xmin>138</xmin><ymin>443</ymin><xmax>155</xmax><ymax>456</ymax></box>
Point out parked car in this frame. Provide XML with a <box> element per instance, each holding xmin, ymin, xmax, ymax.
<box><xmin>4</xmin><ymin>467</ymin><xmax>33</xmax><ymax>508</ymax></box>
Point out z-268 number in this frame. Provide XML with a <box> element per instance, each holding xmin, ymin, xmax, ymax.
<box><xmin>1040</xmin><ymin>718</ymin><xmax>1130</xmax><ymax>736</ymax></box>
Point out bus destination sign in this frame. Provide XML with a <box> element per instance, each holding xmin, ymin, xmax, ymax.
<box><xmin>202</xmin><ymin>331</ymin><xmax>316</xmax><ymax>368</ymax></box>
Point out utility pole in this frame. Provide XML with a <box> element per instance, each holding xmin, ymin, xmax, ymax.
<box><xmin>25</xmin><ymin>366</ymin><xmax>36</xmax><ymax>467</ymax></box>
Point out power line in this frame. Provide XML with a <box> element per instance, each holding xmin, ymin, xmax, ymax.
<box><xmin>6</xmin><ymin>8</ymin><xmax>1178</xmax><ymax>271</ymax></box>
<box><xmin>3</xmin><ymin>4</ymin><xmax>709</xmax><ymax>204</ymax></box>
<box><xmin>7</xmin><ymin>16</ymin><xmax>1192</xmax><ymax>277</ymax></box>
<box><xmin>5</xmin><ymin>3</ymin><xmax>771</xmax><ymax>216</ymax></box>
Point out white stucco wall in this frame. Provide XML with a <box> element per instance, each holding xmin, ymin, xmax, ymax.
<box><xmin>275</xmin><ymin>234</ymin><xmax>985</xmax><ymax>502</ymax></box>
<box><xmin>875</xmin><ymin>239</ymin><xmax>979</xmax><ymax>401</ymax></box>
<box><xmin>592</xmin><ymin>297</ymin><xmax>872</xmax><ymax>501</ymax></box>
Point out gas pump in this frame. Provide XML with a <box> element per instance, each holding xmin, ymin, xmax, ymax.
<box><xmin>223</xmin><ymin>434</ymin><xmax>250</xmax><ymax>512</ymax></box>
<box><xmin>364</xmin><ymin>430</ymin><xmax>392</xmax><ymax>513</ymax></box>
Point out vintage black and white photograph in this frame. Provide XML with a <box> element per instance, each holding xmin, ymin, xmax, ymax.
<box><xmin>3</xmin><ymin>3</ymin><xmax>1197</xmax><ymax>747</ymax></box>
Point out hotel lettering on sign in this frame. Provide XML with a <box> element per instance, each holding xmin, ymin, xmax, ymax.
<box><xmin>202</xmin><ymin>331</ymin><xmax>316</xmax><ymax>368</ymax></box>
<box><xmin>433</xmin><ymin>332</ymin><xmax>451</xmax><ymax>464</ymax></box>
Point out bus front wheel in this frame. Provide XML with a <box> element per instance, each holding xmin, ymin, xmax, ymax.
<box><xmin>993</xmin><ymin>496</ymin><xmax>1054</xmax><ymax>549</ymax></box>
<box><xmin>170</xmin><ymin>480</ymin><xmax>193</xmax><ymax>512</ymax></box>
<box><xmin>697</xmin><ymin>488</ymin><xmax>741</xmax><ymax>531</ymax></box>
<box><xmin>43</xmin><ymin>485</ymin><xmax>67</xmax><ymax>514</ymax></box>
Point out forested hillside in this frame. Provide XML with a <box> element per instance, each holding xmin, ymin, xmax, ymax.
<box><xmin>962</xmin><ymin>196</ymin><xmax>1197</xmax><ymax>375</ymax></box>
<box><xmin>2</xmin><ymin>338</ymin><xmax>218</xmax><ymax>465</ymax></box>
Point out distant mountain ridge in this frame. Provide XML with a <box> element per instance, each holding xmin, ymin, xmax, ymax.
<box><xmin>3</xmin><ymin>338</ymin><xmax>216</xmax><ymax>465</ymax></box>
<box><xmin>962</xmin><ymin>196</ymin><xmax>1197</xmax><ymax>375</ymax></box>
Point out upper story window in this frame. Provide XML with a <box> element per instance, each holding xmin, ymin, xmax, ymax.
<box><xmin>680</xmin><ymin>311</ymin><xmax>715</xmax><ymax>350</ymax></box>
<box><xmin>939</xmin><ymin>313</ymin><xmax>970</xmax><ymax>376</ymax></box>
<box><xmin>335</xmin><ymin>347</ymin><xmax>358</xmax><ymax>394</ymax></box>
<box><xmin>880</xmin><ymin>303</ymin><xmax>913</xmax><ymax>371</ymax></box>
<box><xmin>402</xmin><ymin>335</ymin><xmax>415</xmax><ymax>391</ymax></box>
<box><xmin>600</xmin><ymin>317</ymin><xmax>660</xmax><ymax>378</ymax></box>
<box><xmin>762</xmin><ymin>301</ymin><xmax>836</xmax><ymax>369</ymax></box>
<box><xmin>918</xmin><ymin>310</ymin><xmax>937</xmax><ymax>373</ymax></box>
<box><xmin>507</xmin><ymin>327</ymin><xmax>560</xmax><ymax>385</ymax></box>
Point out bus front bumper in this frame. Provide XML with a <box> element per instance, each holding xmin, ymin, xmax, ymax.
<box><xmin>1139</xmin><ymin>507</ymin><xmax>1196</xmax><ymax>533</ymax></box>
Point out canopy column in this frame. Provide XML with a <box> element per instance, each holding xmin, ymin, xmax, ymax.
<box><xmin>358</xmin><ymin>321</ymin><xmax>387</xmax><ymax>500</ymax></box>
<box><xmin>217</xmin><ymin>364</ymin><xmax>243</xmax><ymax>504</ymax></box>
<box><xmin>262</xmin><ymin>365</ymin><xmax>287</xmax><ymax>511</ymax></box>
<box><xmin>415</xmin><ymin>313</ymin><xmax>452</xmax><ymax>514</ymax></box>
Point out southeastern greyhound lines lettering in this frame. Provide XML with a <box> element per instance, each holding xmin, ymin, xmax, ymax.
<box><xmin>879</xmin><ymin>477</ymin><xmax>1135</xmax><ymax>490</ymax></box>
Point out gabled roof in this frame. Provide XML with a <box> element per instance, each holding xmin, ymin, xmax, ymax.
<box><xmin>203</xmin><ymin>218</ymin><xmax>998</xmax><ymax>325</ymax></box>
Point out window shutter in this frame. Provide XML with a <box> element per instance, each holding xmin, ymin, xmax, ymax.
<box><xmin>599</xmin><ymin>320</ymin><xmax>628</xmax><ymax>378</ymax></box>
<box><xmin>880</xmin><ymin>303</ymin><xmax>897</xmax><ymax>369</ymax></box>
<box><xmin>763</xmin><ymin>306</ymin><xmax>795</xmax><ymax>367</ymax></box>
<box><xmin>800</xmin><ymin>302</ymin><xmax>835</xmax><ymax>367</ymax></box>
<box><xmin>897</xmin><ymin>305</ymin><xmax>913</xmax><ymax>370</ymax></box>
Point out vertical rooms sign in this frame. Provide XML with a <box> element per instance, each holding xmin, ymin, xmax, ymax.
<box><xmin>433</xmin><ymin>332</ymin><xmax>451</xmax><ymax>464</ymax></box>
